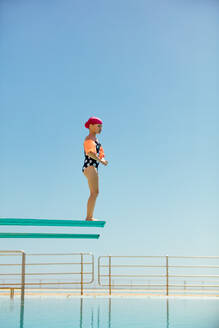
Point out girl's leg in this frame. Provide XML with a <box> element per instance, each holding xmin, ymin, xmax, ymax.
<box><xmin>83</xmin><ymin>166</ymin><xmax>99</xmax><ymax>220</ymax></box>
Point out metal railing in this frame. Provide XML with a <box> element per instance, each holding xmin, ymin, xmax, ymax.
<box><xmin>0</xmin><ymin>251</ymin><xmax>25</xmax><ymax>301</ymax></box>
<box><xmin>0</xmin><ymin>251</ymin><xmax>94</xmax><ymax>297</ymax></box>
<box><xmin>98</xmin><ymin>255</ymin><xmax>219</xmax><ymax>296</ymax></box>
<box><xmin>1</xmin><ymin>252</ymin><xmax>219</xmax><ymax>297</ymax></box>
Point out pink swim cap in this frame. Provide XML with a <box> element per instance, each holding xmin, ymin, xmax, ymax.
<box><xmin>85</xmin><ymin>117</ymin><xmax>103</xmax><ymax>129</ymax></box>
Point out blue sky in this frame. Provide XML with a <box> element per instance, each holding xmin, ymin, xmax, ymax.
<box><xmin>0</xmin><ymin>0</ymin><xmax>219</xmax><ymax>258</ymax></box>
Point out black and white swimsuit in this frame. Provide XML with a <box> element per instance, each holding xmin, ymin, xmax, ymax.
<box><xmin>82</xmin><ymin>140</ymin><xmax>101</xmax><ymax>173</ymax></box>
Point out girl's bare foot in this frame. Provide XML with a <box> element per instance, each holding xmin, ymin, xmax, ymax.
<box><xmin>86</xmin><ymin>217</ymin><xmax>99</xmax><ymax>221</ymax></box>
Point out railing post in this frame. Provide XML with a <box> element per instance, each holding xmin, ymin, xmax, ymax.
<box><xmin>21</xmin><ymin>251</ymin><xmax>26</xmax><ymax>303</ymax></box>
<box><xmin>80</xmin><ymin>254</ymin><xmax>83</xmax><ymax>296</ymax></box>
<box><xmin>91</xmin><ymin>254</ymin><xmax>94</xmax><ymax>284</ymax></box>
<box><xmin>109</xmin><ymin>256</ymin><xmax>111</xmax><ymax>296</ymax></box>
<box><xmin>10</xmin><ymin>288</ymin><xmax>14</xmax><ymax>299</ymax></box>
<box><xmin>166</xmin><ymin>255</ymin><xmax>169</xmax><ymax>296</ymax></box>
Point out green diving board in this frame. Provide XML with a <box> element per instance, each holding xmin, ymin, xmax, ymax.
<box><xmin>0</xmin><ymin>218</ymin><xmax>106</xmax><ymax>228</ymax></box>
<box><xmin>0</xmin><ymin>233</ymin><xmax>100</xmax><ymax>239</ymax></box>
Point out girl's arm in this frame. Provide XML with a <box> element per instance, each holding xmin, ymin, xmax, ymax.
<box><xmin>87</xmin><ymin>151</ymin><xmax>102</xmax><ymax>162</ymax></box>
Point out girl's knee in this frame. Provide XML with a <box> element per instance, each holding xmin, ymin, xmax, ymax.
<box><xmin>90</xmin><ymin>190</ymin><xmax>99</xmax><ymax>198</ymax></box>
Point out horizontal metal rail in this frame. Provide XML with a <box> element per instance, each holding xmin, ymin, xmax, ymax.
<box><xmin>99</xmin><ymin>274</ymin><xmax>219</xmax><ymax>278</ymax></box>
<box><xmin>99</xmin><ymin>265</ymin><xmax>219</xmax><ymax>268</ymax></box>
<box><xmin>0</xmin><ymin>281</ymin><xmax>93</xmax><ymax>286</ymax></box>
<box><xmin>99</xmin><ymin>255</ymin><xmax>219</xmax><ymax>259</ymax></box>
<box><xmin>99</xmin><ymin>265</ymin><xmax>166</xmax><ymax>268</ymax></box>
<box><xmin>98</xmin><ymin>283</ymin><xmax>219</xmax><ymax>288</ymax></box>
<box><xmin>0</xmin><ymin>272</ymin><xmax>92</xmax><ymax>276</ymax></box>
<box><xmin>0</xmin><ymin>262</ymin><xmax>92</xmax><ymax>266</ymax></box>
<box><xmin>27</xmin><ymin>253</ymin><xmax>92</xmax><ymax>256</ymax></box>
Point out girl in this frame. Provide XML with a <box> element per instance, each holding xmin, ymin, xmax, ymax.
<box><xmin>82</xmin><ymin>117</ymin><xmax>108</xmax><ymax>221</ymax></box>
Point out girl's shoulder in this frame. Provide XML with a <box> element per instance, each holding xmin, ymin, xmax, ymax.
<box><xmin>84</xmin><ymin>136</ymin><xmax>98</xmax><ymax>142</ymax></box>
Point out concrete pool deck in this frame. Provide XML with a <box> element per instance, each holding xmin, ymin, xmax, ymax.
<box><xmin>1</xmin><ymin>288</ymin><xmax>219</xmax><ymax>298</ymax></box>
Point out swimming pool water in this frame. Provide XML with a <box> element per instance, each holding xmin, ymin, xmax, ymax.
<box><xmin>1</xmin><ymin>297</ymin><xmax>219</xmax><ymax>328</ymax></box>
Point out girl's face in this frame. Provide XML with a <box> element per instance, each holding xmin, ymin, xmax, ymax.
<box><xmin>90</xmin><ymin>124</ymin><xmax>102</xmax><ymax>134</ymax></box>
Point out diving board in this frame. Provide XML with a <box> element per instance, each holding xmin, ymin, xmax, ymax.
<box><xmin>0</xmin><ymin>218</ymin><xmax>106</xmax><ymax>228</ymax></box>
<box><xmin>0</xmin><ymin>233</ymin><xmax>100</xmax><ymax>239</ymax></box>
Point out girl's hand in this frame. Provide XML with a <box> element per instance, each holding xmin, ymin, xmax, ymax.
<box><xmin>100</xmin><ymin>159</ymin><xmax>108</xmax><ymax>166</ymax></box>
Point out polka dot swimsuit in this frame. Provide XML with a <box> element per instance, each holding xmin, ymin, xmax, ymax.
<box><xmin>82</xmin><ymin>140</ymin><xmax>101</xmax><ymax>172</ymax></box>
